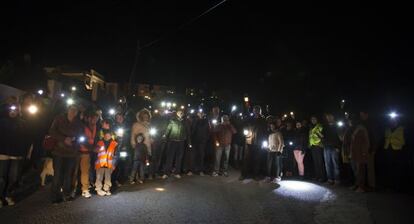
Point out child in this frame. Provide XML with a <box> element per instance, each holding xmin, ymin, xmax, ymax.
<box><xmin>95</xmin><ymin>130</ymin><xmax>118</xmax><ymax>196</ymax></box>
<box><xmin>129</xmin><ymin>134</ymin><xmax>148</xmax><ymax>184</ymax></box>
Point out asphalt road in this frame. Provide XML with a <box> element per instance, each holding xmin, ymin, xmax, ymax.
<box><xmin>0</xmin><ymin>171</ymin><xmax>413</xmax><ymax>224</ymax></box>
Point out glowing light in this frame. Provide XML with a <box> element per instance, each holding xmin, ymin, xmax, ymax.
<box><xmin>389</xmin><ymin>112</ymin><xmax>398</xmax><ymax>119</ymax></box>
<box><xmin>37</xmin><ymin>89</ymin><xmax>44</xmax><ymax>95</ymax></box>
<box><xmin>66</xmin><ymin>98</ymin><xmax>74</xmax><ymax>105</ymax></box>
<box><xmin>71</xmin><ymin>86</ymin><xmax>77</xmax><ymax>91</ymax></box>
<box><xmin>109</xmin><ymin>108</ymin><xmax>116</xmax><ymax>115</ymax></box>
<box><xmin>150</xmin><ymin>128</ymin><xmax>157</xmax><ymax>136</ymax></box>
<box><xmin>164</xmin><ymin>110</ymin><xmax>169</xmax><ymax>114</ymax></box>
<box><xmin>290</xmin><ymin>111</ymin><xmax>294</xmax><ymax>116</ymax></box>
<box><xmin>212</xmin><ymin>119</ymin><xmax>218</xmax><ymax>125</ymax></box>
<box><xmin>146</xmin><ymin>162</ymin><xmax>150</xmax><ymax>166</ymax></box>
<box><xmin>239</xmin><ymin>113</ymin><xmax>243</xmax><ymax>117</ymax></box>
<box><xmin>190</xmin><ymin>109</ymin><xmax>195</xmax><ymax>114</ymax></box>
<box><xmin>262</xmin><ymin>141</ymin><xmax>268</xmax><ymax>148</ymax></box>
<box><xmin>166</xmin><ymin>102</ymin><xmax>172</xmax><ymax>107</ymax></box>
<box><xmin>215</xmin><ymin>142</ymin><xmax>220</xmax><ymax>147</ymax></box>
<box><xmin>232</xmin><ymin>105</ymin><xmax>237</xmax><ymax>112</ymax></box>
<box><xmin>289</xmin><ymin>141</ymin><xmax>293</xmax><ymax>146</ymax></box>
<box><xmin>149</xmin><ymin>106</ymin><xmax>152</xmax><ymax>109</ymax></box>
<box><xmin>199</xmin><ymin>108</ymin><xmax>203</xmax><ymax>113</ymax></box>
<box><xmin>120</xmin><ymin>152</ymin><xmax>128</xmax><ymax>158</ymax></box>
<box><xmin>250</xmin><ymin>113</ymin><xmax>254</xmax><ymax>117</ymax></box>
<box><xmin>28</xmin><ymin>105</ymin><xmax>38</xmax><ymax>114</ymax></box>
<box><xmin>154</xmin><ymin>109</ymin><xmax>159</xmax><ymax>114</ymax></box>
<box><xmin>283</xmin><ymin>114</ymin><xmax>288</xmax><ymax>118</ymax></box>
<box><xmin>78</xmin><ymin>136</ymin><xmax>86</xmax><ymax>143</ymax></box>
<box><xmin>341</xmin><ymin>99</ymin><xmax>345</xmax><ymax>103</ymax></box>
<box><xmin>155</xmin><ymin>188</ymin><xmax>165</xmax><ymax>192</ymax></box>
<box><xmin>60</xmin><ymin>93</ymin><xmax>65</xmax><ymax>98</ymax></box>
<box><xmin>116</xmin><ymin>128</ymin><xmax>124</xmax><ymax>137</ymax></box>
<box><xmin>337</xmin><ymin>121</ymin><xmax>344</xmax><ymax>127</ymax></box>
<box><xmin>244</xmin><ymin>97</ymin><xmax>249</xmax><ymax>102</ymax></box>
<box><xmin>188</xmin><ymin>104</ymin><xmax>191</xmax><ymax>107</ymax></box>
<box><xmin>172</xmin><ymin>103</ymin><xmax>176</xmax><ymax>107</ymax></box>
<box><xmin>273</xmin><ymin>180</ymin><xmax>334</xmax><ymax>202</ymax></box>
<box><xmin>10</xmin><ymin>105</ymin><xmax>17</xmax><ymax>111</ymax></box>
<box><xmin>181</xmin><ymin>105</ymin><xmax>185</xmax><ymax>109</ymax></box>
<box><xmin>243</xmin><ymin>129</ymin><xmax>249</xmax><ymax>136</ymax></box>
<box><xmin>161</xmin><ymin>102</ymin><xmax>166</xmax><ymax>107</ymax></box>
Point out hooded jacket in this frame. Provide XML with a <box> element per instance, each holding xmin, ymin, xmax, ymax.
<box><xmin>130</xmin><ymin>110</ymin><xmax>152</xmax><ymax>155</ymax></box>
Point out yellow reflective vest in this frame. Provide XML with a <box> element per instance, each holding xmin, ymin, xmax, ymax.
<box><xmin>384</xmin><ymin>126</ymin><xmax>405</xmax><ymax>150</ymax></box>
<box><xmin>309</xmin><ymin>124</ymin><xmax>323</xmax><ymax>147</ymax></box>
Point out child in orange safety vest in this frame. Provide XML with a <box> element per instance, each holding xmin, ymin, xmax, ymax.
<box><xmin>95</xmin><ymin>129</ymin><xmax>118</xmax><ymax>196</ymax></box>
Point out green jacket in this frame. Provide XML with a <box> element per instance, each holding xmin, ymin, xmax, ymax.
<box><xmin>164</xmin><ymin>117</ymin><xmax>189</xmax><ymax>142</ymax></box>
<box><xmin>309</xmin><ymin>123</ymin><xmax>323</xmax><ymax>147</ymax></box>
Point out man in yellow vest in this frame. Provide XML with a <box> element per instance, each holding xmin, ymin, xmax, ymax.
<box><xmin>384</xmin><ymin>117</ymin><xmax>406</xmax><ymax>191</ymax></box>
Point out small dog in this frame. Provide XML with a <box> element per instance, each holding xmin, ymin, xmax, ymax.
<box><xmin>40</xmin><ymin>158</ymin><xmax>54</xmax><ymax>186</ymax></box>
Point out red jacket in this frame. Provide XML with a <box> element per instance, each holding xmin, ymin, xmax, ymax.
<box><xmin>214</xmin><ymin>124</ymin><xmax>237</xmax><ymax>147</ymax></box>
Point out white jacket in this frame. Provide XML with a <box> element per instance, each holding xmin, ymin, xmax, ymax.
<box><xmin>268</xmin><ymin>131</ymin><xmax>284</xmax><ymax>153</ymax></box>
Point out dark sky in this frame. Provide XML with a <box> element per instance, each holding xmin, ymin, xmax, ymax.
<box><xmin>2</xmin><ymin>1</ymin><xmax>413</xmax><ymax>114</ymax></box>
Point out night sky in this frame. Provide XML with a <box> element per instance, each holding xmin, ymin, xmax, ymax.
<box><xmin>1</xmin><ymin>1</ymin><xmax>413</xmax><ymax>114</ymax></box>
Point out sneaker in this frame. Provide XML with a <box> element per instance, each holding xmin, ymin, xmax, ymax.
<box><xmin>199</xmin><ymin>172</ymin><xmax>205</xmax><ymax>177</ymax></box>
<box><xmin>174</xmin><ymin>174</ymin><xmax>182</xmax><ymax>179</ymax></box>
<box><xmin>187</xmin><ymin>171</ymin><xmax>193</xmax><ymax>176</ymax></box>
<box><xmin>97</xmin><ymin>190</ymin><xmax>106</xmax><ymax>196</ymax></box>
<box><xmin>264</xmin><ymin>177</ymin><xmax>271</xmax><ymax>183</ymax></box>
<box><xmin>82</xmin><ymin>191</ymin><xmax>92</xmax><ymax>198</ymax></box>
<box><xmin>212</xmin><ymin>172</ymin><xmax>219</xmax><ymax>177</ymax></box>
<box><xmin>138</xmin><ymin>180</ymin><xmax>144</xmax><ymax>184</ymax></box>
<box><xmin>130</xmin><ymin>181</ymin><xmax>136</xmax><ymax>185</ymax></box>
<box><xmin>162</xmin><ymin>174</ymin><xmax>169</xmax><ymax>179</ymax></box>
<box><xmin>223</xmin><ymin>172</ymin><xmax>229</xmax><ymax>177</ymax></box>
<box><xmin>115</xmin><ymin>181</ymin><xmax>122</xmax><ymax>187</ymax></box>
<box><xmin>5</xmin><ymin>197</ymin><xmax>15</xmax><ymax>206</ymax></box>
<box><xmin>105</xmin><ymin>190</ymin><xmax>112</xmax><ymax>196</ymax></box>
<box><xmin>272</xmin><ymin>177</ymin><xmax>282</xmax><ymax>183</ymax></box>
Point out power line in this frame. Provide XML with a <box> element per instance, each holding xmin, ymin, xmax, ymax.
<box><xmin>127</xmin><ymin>0</ymin><xmax>228</xmax><ymax>92</ymax></box>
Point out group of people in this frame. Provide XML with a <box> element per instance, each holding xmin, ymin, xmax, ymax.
<box><xmin>0</xmin><ymin>94</ymin><xmax>411</xmax><ymax>207</ymax></box>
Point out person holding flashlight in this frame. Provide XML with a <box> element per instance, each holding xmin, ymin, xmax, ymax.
<box><xmin>212</xmin><ymin>115</ymin><xmax>236</xmax><ymax>177</ymax></box>
<box><xmin>162</xmin><ymin>110</ymin><xmax>190</xmax><ymax>179</ymax></box>
<box><xmin>48</xmin><ymin>105</ymin><xmax>83</xmax><ymax>203</ymax></box>
<box><xmin>322</xmin><ymin>114</ymin><xmax>341</xmax><ymax>186</ymax></box>
<box><xmin>78</xmin><ymin>110</ymin><xmax>99</xmax><ymax>198</ymax></box>
<box><xmin>112</xmin><ymin>113</ymin><xmax>129</xmax><ymax>186</ymax></box>
<box><xmin>0</xmin><ymin>103</ymin><xmax>28</xmax><ymax>207</ymax></box>
<box><xmin>266</xmin><ymin>123</ymin><xmax>284</xmax><ymax>183</ymax></box>
<box><xmin>240</xmin><ymin>105</ymin><xmax>267</xmax><ymax>181</ymax></box>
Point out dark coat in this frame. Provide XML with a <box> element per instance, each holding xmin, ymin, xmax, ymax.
<box><xmin>49</xmin><ymin>114</ymin><xmax>83</xmax><ymax>157</ymax></box>
<box><xmin>0</xmin><ymin>116</ymin><xmax>30</xmax><ymax>157</ymax></box>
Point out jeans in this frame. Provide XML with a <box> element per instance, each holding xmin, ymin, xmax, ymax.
<box><xmin>152</xmin><ymin>141</ymin><xmax>166</xmax><ymax>175</ymax></box>
<box><xmin>324</xmin><ymin>146</ymin><xmax>340</xmax><ymax>181</ymax></box>
<box><xmin>0</xmin><ymin>159</ymin><xmax>22</xmax><ymax>199</ymax></box>
<box><xmin>51</xmin><ymin>156</ymin><xmax>76</xmax><ymax>201</ymax></box>
<box><xmin>164</xmin><ymin>141</ymin><xmax>185</xmax><ymax>175</ymax></box>
<box><xmin>311</xmin><ymin>146</ymin><xmax>326</xmax><ymax>181</ymax></box>
<box><xmin>266</xmin><ymin>152</ymin><xmax>282</xmax><ymax>178</ymax></box>
<box><xmin>130</xmin><ymin>160</ymin><xmax>145</xmax><ymax>181</ymax></box>
<box><xmin>194</xmin><ymin>141</ymin><xmax>207</xmax><ymax>173</ymax></box>
<box><xmin>293</xmin><ymin>150</ymin><xmax>305</xmax><ymax>176</ymax></box>
<box><xmin>233</xmin><ymin>144</ymin><xmax>244</xmax><ymax>163</ymax></box>
<box><xmin>95</xmin><ymin>168</ymin><xmax>112</xmax><ymax>191</ymax></box>
<box><xmin>214</xmin><ymin>145</ymin><xmax>231</xmax><ymax>173</ymax></box>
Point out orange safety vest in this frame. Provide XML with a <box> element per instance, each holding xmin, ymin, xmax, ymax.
<box><xmin>80</xmin><ymin>126</ymin><xmax>97</xmax><ymax>153</ymax></box>
<box><xmin>95</xmin><ymin>140</ymin><xmax>118</xmax><ymax>169</ymax></box>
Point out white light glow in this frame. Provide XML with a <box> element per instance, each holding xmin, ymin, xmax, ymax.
<box><xmin>337</xmin><ymin>121</ymin><xmax>344</xmax><ymax>127</ymax></box>
<box><xmin>71</xmin><ymin>86</ymin><xmax>77</xmax><ymax>91</ymax></box>
<box><xmin>66</xmin><ymin>98</ymin><xmax>74</xmax><ymax>105</ymax></box>
<box><xmin>262</xmin><ymin>141</ymin><xmax>268</xmax><ymax>148</ymax></box>
<box><xmin>150</xmin><ymin>128</ymin><xmax>157</xmax><ymax>136</ymax></box>
<box><xmin>116</xmin><ymin>128</ymin><xmax>124</xmax><ymax>137</ymax></box>
<box><xmin>232</xmin><ymin>105</ymin><xmax>237</xmax><ymax>112</ymax></box>
<box><xmin>28</xmin><ymin>105</ymin><xmax>38</xmax><ymax>114</ymax></box>
<box><xmin>120</xmin><ymin>152</ymin><xmax>127</xmax><ymax>158</ymax></box>
<box><xmin>389</xmin><ymin>112</ymin><xmax>398</xmax><ymax>119</ymax></box>
<box><xmin>109</xmin><ymin>108</ymin><xmax>116</xmax><ymax>115</ymax></box>
<box><xmin>243</xmin><ymin>129</ymin><xmax>249</xmax><ymax>136</ymax></box>
<box><xmin>78</xmin><ymin>136</ymin><xmax>86</xmax><ymax>143</ymax></box>
<box><xmin>212</xmin><ymin>119</ymin><xmax>218</xmax><ymax>125</ymax></box>
<box><xmin>10</xmin><ymin>105</ymin><xmax>17</xmax><ymax>111</ymax></box>
<box><xmin>37</xmin><ymin>89</ymin><xmax>44</xmax><ymax>95</ymax></box>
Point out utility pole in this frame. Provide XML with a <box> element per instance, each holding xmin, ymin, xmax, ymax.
<box><xmin>128</xmin><ymin>40</ymin><xmax>140</xmax><ymax>95</ymax></box>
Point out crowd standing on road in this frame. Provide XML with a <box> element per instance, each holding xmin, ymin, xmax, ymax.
<box><xmin>0</xmin><ymin>92</ymin><xmax>412</xmax><ymax>208</ymax></box>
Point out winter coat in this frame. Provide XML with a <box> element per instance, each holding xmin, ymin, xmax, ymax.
<box><xmin>131</xmin><ymin>120</ymin><xmax>152</xmax><ymax>155</ymax></box>
<box><xmin>214</xmin><ymin>123</ymin><xmax>237</xmax><ymax>147</ymax></box>
<box><xmin>322</xmin><ymin>124</ymin><xmax>341</xmax><ymax>149</ymax></box>
<box><xmin>191</xmin><ymin>117</ymin><xmax>210</xmax><ymax>144</ymax></box>
<box><xmin>350</xmin><ymin>124</ymin><xmax>370</xmax><ymax>164</ymax></box>
<box><xmin>268</xmin><ymin>131</ymin><xmax>284</xmax><ymax>153</ymax></box>
<box><xmin>244</xmin><ymin>116</ymin><xmax>268</xmax><ymax>146</ymax></box>
<box><xmin>133</xmin><ymin>143</ymin><xmax>148</xmax><ymax>163</ymax></box>
<box><xmin>0</xmin><ymin>116</ymin><xmax>29</xmax><ymax>157</ymax></box>
<box><xmin>49</xmin><ymin>114</ymin><xmax>83</xmax><ymax>158</ymax></box>
<box><xmin>294</xmin><ymin>128</ymin><xmax>307</xmax><ymax>152</ymax></box>
<box><xmin>164</xmin><ymin>117</ymin><xmax>190</xmax><ymax>142</ymax></box>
